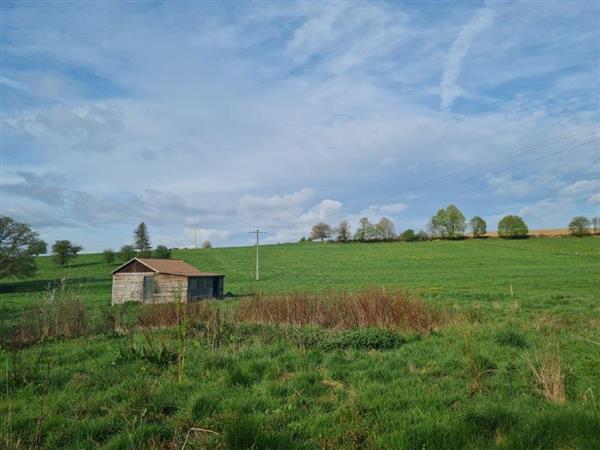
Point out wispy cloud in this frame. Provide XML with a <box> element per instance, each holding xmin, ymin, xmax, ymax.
<box><xmin>440</xmin><ymin>6</ymin><xmax>495</xmax><ymax>110</ymax></box>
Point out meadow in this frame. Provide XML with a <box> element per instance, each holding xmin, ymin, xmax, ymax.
<box><xmin>1</xmin><ymin>237</ymin><xmax>599</xmax><ymax>449</ymax></box>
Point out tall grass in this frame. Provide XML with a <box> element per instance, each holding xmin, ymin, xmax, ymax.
<box><xmin>528</xmin><ymin>344</ymin><xmax>567</xmax><ymax>404</ymax></box>
<box><xmin>236</xmin><ymin>289</ymin><xmax>445</xmax><ymax>333</ymax></box>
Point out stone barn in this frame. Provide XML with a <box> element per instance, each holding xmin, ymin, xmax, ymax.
<box><xmin>111</xmin><ymin>258</ymin><xmax>224</xmax><ymax>305</ymax></box>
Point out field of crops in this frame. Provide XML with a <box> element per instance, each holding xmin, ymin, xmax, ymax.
<box><xmin>1</xmin><ymin>237</ymin><xmax>599</xmax><ymax>449</ymax></box>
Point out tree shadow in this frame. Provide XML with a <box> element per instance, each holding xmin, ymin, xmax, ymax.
<box><xmin>0</xmin><ymin>277</ymin><xmax>108</xmax><ymax>294</ymax></box>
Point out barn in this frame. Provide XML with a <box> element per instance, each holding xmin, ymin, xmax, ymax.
<box><xmin>111</xmin><ymin>258</ymin><xmax>224</xmax><ymax>305</ymax></box>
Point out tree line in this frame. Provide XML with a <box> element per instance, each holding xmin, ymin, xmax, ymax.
<box><xmin>307</xmin><ymin>206</ymin><xmax>600</xmax><ymax>243</ymax></box>
<box><xmin>102</xmin><ymin>222</ymin><xmax>174</xmax><ymax>264</ymax></box>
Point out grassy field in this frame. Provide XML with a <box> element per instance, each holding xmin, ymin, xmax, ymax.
<box><xmin>1</xmin><ymin>237</ymin><xmax>600</xmax><ymax>449</ymax></box>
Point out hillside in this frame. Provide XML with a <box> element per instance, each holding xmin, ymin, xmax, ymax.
<box><xmin>1</xmin><ymin>237</ymin><xmax>600</xmax><ymax>449</ymax></box>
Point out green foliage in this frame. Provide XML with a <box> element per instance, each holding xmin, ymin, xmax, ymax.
<box><xmin>470</xmin><ymin>216</ymin><xmax>487</xmax><ymax>238</ymax></box>
<box><xmin>102</xmin><ymin>249</ymin><xmax>116</xmax><ymax>264</ymax></box>
<box><xmin>495</xmin><ymin>329</ymin><xmax>529</xmax><ymax>348</ymax></box>
<box><xmin>430</xmin><ymin>205</ymin><xmax>466</xmax><ymax>239</ymax></box>
<box><xmin>568</xmin><ymin>216</ymin><xmax>590</xmax><ymax>237</ymax></box>
<box><xmin>0</xmin><ymin>215</ymin><xmax>47</xmax><ymax>278</ymax></box>
<box><xmin>335</xmin><ymin>220</ymin><xmax>351</xmax><ymax>242</ymax></box>
<box><xmin>119</xmin><ymin>244</ymin><xmax>137</xmax><ymax>261</ymax></box>
<box><xmin>498</xmin><ymin>215</ymin><xmax>529</xmax><ymax>239</ymax></box>
<box><xmin>202</xmin><ymin>240</ymin><xmax>212</xmax><ymax>249</ymax></box>
<box><xmin>154</xmin><ymin>245</ymin><xmax>172</xmax><ymax>259</ymax></box>
<box><xmin>134</xmin><ymin>222</ymin><xmax>151</xmax><ymax>252</ymax></box>
<box><xmin>400</xmin><ymin>229</ymin><xmax>417</xmax><ymax>241</ymax></box>
<box><xmin>51</xmin><ymin>240</ymin><xmax>83</xmax><ymax>267</ymax></box>
<box><xmin>321</xmin><ymin>328</ymin><xmax>405</xmax><ymax>351</ymax></box>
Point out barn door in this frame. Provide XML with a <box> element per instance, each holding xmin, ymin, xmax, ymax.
<box><xmin>143</xmin><ymin>276</ymin><xmax>154</xmax><ymax>303</ymax></box>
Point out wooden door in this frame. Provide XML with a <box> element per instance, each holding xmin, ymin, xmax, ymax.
<box><xmin>143</xmin><ymin>276</ymin><xmax>154</xmax><ymax>303</ymax></box>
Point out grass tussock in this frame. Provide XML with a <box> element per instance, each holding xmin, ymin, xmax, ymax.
<box><xmin>236</xmin><ymin>289</ymin><xmax>445</xmax><ymax>333</ymax></box>
<box><xmin>528</xmin><ymin>344</ymin><xmax>567</xmax><ymax>404</ymax></box>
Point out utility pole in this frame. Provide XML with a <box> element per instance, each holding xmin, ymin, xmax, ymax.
<box><xmin>193</xmin><ymin>225</ymin><xmax>198</xmax><ymax>249</ymax></box>
<box><xmin>249</xmin><ymin>229</ymin><xmax>266</xmax><ymax>281</ymax></box>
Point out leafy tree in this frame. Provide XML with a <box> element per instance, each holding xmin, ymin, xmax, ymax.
<box><xmin>202</xmin><ymin>240</ymin><xmax>212</xmax><ymax>249</ymax></box>
<box><xmin>415</xmin><ymin>230</ymin><xmax>429</xmax><ymax>241</ymax></box>
<box><xmin>498</xmin><ymin>215</ymin><xmax>528</xmax><ymax>239</ymax></box>
<box><xmin>154</xmin><ymin>245</ymin><xmax>172</xmax><ymax>259</ymax></box>
<box><xmin>52</xmin><ymin>240</ymin><xmax>83</xmax><ymax>267</ymax></box>
<box><xmin>400</xmin><ymin>229</ymin><xmax>417</xmax><ymax>242</ymax></box>
<box><xmin>134</xmin><ymin>222</ymin><xmax>151</xmax><ymax>252</ymax></box>
<box><xmin>119</xmin><ymin>245</ymin><xmax>137</xmax><ymax>261</ymax></box>
<box><xmin>335</xmin><ymin>220</ymin><xmax>351</xmax><ymax>242</ymax></box>
<box><xmin>568</xmin><ymin>216</ymin><xmax>590</xmax><ymax>237</ymax></box>
<box><xmin>430</xmin><ymin>205</ymin><xmax>466</xmax><ymax>239</ymax></box>
<box><xmin>310</xmin><ymin>222</ymin><xmax>333</xmax><ymax>242</ymax></box>
<box><xmin>470</xmin><ymin>216</ymin><xmax>487</xmax><ymax>238</ymax></box>
<box><xmin>378</xmin><ymin>217</ymin><xmax>396</xmax><ymax>240</ymax></box>
<box><xmin>102</xmin><ymin>249</ymin><xmax>116</xmax><ymax>264</ymax></box>
<box><xmin>0</xmin><ymin>216</ymin><xmax>47</xmax><ymax>278</ymax></box>
<box><xmin>354</xmin><ymin>217</ymin><xmax>371</xmax><ymax>241</ymax></box>
<box><xmin>299</xmin><ymin>237</ymin><xmax>307</xmax><ymax>243</ymax></box>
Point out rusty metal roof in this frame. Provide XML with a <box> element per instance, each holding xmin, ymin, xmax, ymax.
<box><xmin>112</xmin><ymin>258</ymin><xmax>223</xmax><ymax>277</ymax></box>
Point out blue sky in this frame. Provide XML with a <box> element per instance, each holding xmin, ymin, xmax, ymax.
<box><xmin>1</xmin><ymin>0</ymin><xmax>599</xmax><ymax>251</ymax></box>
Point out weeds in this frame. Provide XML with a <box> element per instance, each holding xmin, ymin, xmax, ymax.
<box><xmin>236</xmin><ymin>289</ymin><xmax>445</xmax><ymax>333</ymax></box>
<box><xmin>528</xmin><ymin>343</ymin><xmax>567</xmax><ymax>404</ymax></box>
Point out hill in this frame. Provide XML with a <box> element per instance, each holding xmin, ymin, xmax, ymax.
<box><xmin>1</xmin><ymin>237</ymin><xmax>599</xmax><ymax>449</ymax></box>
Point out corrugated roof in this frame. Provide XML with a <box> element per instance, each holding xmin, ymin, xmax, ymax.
<box><xmin>113</xmin><ymin>258</ymin><xmax>223</xmax><ymax>277</ymax></box>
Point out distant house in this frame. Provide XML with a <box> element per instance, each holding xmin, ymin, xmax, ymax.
<box><xmin>111</xmin><ymin>258</ymin><xmax>224</xmax><ymax>305</ymax></box>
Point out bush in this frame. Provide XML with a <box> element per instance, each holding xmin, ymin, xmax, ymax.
<box><xmin>153</xmin><ymin>245</ymin><xmax>171</xmax><ymax>259</ymax></box>
<box><xmin>102</xmin><ymin>249</ymin><xmax>116</xmax><ymax>264</ymax></box>
<box><xmin>321</xmin><ymin>328</ymin><xmax>405</xmax><ymax>351</ymax></box>
<box><xmin>495</xmin><ymin>330</ymin><xmax>529</xmax><ymax>349</ymax></box>
<box><xmin>400</xmin><ymin>229</ymin><xmax>417</xmax><ymax>242</ymax></box>
<box><xmin>498</xmin><ymin>215</ymin><xmax>528</xmax><ymax>239</ymax></box>
<box><xmin>568</xmin><ymin>216</ymin><xmax>590</xmax><ymax>237</ymax></box>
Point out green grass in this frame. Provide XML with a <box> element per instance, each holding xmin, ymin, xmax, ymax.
<box><xmin>1</xmin><ymin>237</ymin><xmax>600</xmax><ymax>449</ymax></box>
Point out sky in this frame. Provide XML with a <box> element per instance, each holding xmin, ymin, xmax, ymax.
<box><xmin>1</xmin><ymin>0</ymin><xmax>599</xmax><ymax>251</ymax></box>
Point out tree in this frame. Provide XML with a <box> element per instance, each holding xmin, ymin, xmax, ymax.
<box><xmin>52</xmin><ymin>240</ymin><xmax>82</xmax><ymax>267</ymax></box>
<box><xmin>498</xmin><ymin>215</ymin><xmax>528</xmax><ymax>239</ymax></box>
<box><xmin>470</xmin><ymin>216</ymin><xmax>487</xmax><ymax>238</ymax></box>
<box><xmin>415</xmin><ymin>230</ymin><xmax>429</xmax><ymax>241</ymax></box>
<box><xmin>378</xmin><ymin>217</ymin><xmax>396</xmax><ymax>240</ymax></box>
<box><xmin>299</xmin><ymin>237</ymin><xmax>307</xmax><ymax>243</ymax></box>
<box><xmin>310</xmin><ymin>222</ymin><xmax>333</xmax><ymax>242</ymax></box>
<box><xmin>102</xmin><ymin>249</ymin><xmax>116</xmax><ymax>264</ymax></box>
<box><xmin>335</xmin><ymin>220</ymin><xmax>351</xmax><ymax>242</ymax></box>
<box><xmin>430</xmin><ymin>205</ymin><xmax>466</xmax><ymax>239</ymax></box>
<box><xmin>400</xmin><ymin>229</ymin><xmax>417</xmax><ymax>242</ymax></box>
<box><xmin>568</xmin><ymin>216</ymin><xmax>590</xmax><ymax>237</ymax></box>
<box><xmin>354</xmin><ymin>217</ymin><xmax>370</xmax><ymax>241</ymax></box>
<box><xmin>0</xmin><ymin>216</ymin><xmax>47</xmax><ymax>278</ymax></box>
<box><xmin>154</xmin><ymin>245</ymin><xmax>172</xmax><ymax>259</ymax></box>
<box><xmin>119</xmin><ymin>245</ymin><xmax>137</xmax><ymax>261</ymax></box>
<box><xmin>202</xmin><ymin>240</ymin><xmax>212</xmax><ymax>249</ymax></box>
<box><xmin>134</xmin><ymin>222</ymin><xmax>151</xmax><ymax>252</ymax></box>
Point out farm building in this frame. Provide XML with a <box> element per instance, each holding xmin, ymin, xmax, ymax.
<box><xmin>111</xmin><ymin>258</ymin><xmax>224</xmax><ymax>305</ymax></box>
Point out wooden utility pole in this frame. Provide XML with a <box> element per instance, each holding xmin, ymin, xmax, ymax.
<box><xmin>249</xmin><ymin>229</ymin><xmax>266</xmax><ymax>281</ymax></box>
<box><xmin>194</xmin><ymin>225</ymin><xmax>198</xmax><ymax>249</ymax></box>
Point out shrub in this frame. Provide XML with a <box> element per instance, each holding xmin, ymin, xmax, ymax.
<box><xmin>321</xmin><ymin>328</ymin><xmax>405</xmax><ymax>351</ymax></box>
<box><xmin>102</xmin><ymin>249</ymin><xmax>116</xmax><ymax>264</ymax></box>
<box><xmin>400</xmin><ymin>229</ymin><xmax>417</xmax><ymax>242</ymax></box>
<box><xmin>495</xmin><ymin>329</ymin><xmax>528</xmax><ymax>349</ymax></box>
<box><xmin>119</xmin><ymin>245</ymin><xmax>136</xmax><ymax>261</ymax></box>
<box><xmin>568</xmin><ymin>216</ymin><xmax>590</xmax><ymax>237</ymax></box>
<box><xmin>236</xmin><ymin>289</ymin><xmax>445</xmax><ymax>334</ymax></box>
<box><xmin>498</xmin><ymin>215</ymin><xmax>528</xmax><ymax>239</ymax></box>
<box><xmin>153</xmin><ymin>245</ymin><xmax>171</xmax><ymax>259</ymax></box>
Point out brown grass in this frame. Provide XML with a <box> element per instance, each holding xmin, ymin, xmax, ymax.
<box><xmin>528</xmin><ymin>344</ymin><xmax>567</xmax><ymax>404</ymax></box>
<box><xmin>235</xmin><ymin>288</ymin><xmax>445</xmax><ymax>333</ymax></box>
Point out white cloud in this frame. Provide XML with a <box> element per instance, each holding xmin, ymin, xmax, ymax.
<box><xmin>588</xmin><ymin>193</ymin><xmax>600</xmax><ymax>204</ymax></box>
<box><xmin>440</xmin><ymin>7</ymin><xmax>495</xmax><ymax>109</ymax></box>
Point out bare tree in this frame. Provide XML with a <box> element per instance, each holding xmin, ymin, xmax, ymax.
<box><xmin>310</xmin><ymin>222</ymin><xmax>333</xmax><ymax>242</ymax></box>
<box><xmin>335</xmin><ymin>220</ymin><xmax>351</xmax><ymax>242</ymax></box>
<box><xmin>202</xmin><ymin>240</ymin><xmax>212</xmax><ymax>249</ymax></box>
<box><xmin>378</xmin><ymin>217</ymin><xmax>396</xmax><ymax>240</ymax></box>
